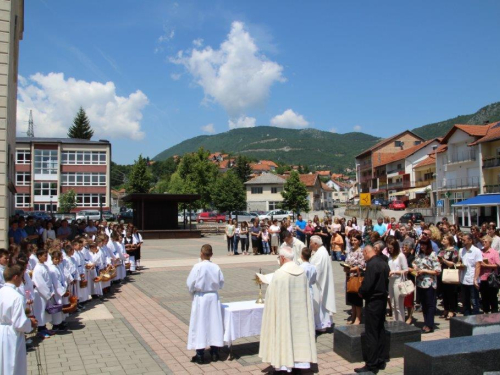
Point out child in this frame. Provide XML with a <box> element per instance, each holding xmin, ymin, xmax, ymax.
<box><xmin>48</xmin><ymin>250</ymin><xmax>67</xmax><ymax>331</ymax></box>
<box><xmin>88</xmin><ymin>242</ymin><xmax>103</xmax><ymax>298</ymax></box>
<box><xmin>0</xmin><ymin>264</ymin><xmax>38</xmax><ymax>374</ymax></box>
<box><xmin>32</xmin><ymin>248</ymin><xmax>56</xmax><ymax>338</ymax></box>
<box><xmin>72</xmin><ymin>239</ymin><xmax>89</xmax><ymax>308</ymax></box>
<box><xmin>299</xmin><ymin>247</ymin><xmax>319</xmax><ymax>328</ymax></box>
<box><xmin>63</xmin><ymin>244</ymin><xmax>79</xmax><ymax>303</ymax></box>
<box><xmin>261</xmin><ymin>226</ymin><xmax>271</xmax><ymax>255</ymax></box>
<box><xmin>0</xmin><ymin>248</ymin><xmax>8</xmax><ymax>288</ymax></box>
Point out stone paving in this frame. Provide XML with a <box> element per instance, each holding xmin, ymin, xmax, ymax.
<box><xmin>27</xmin><ymin>235</ymin><xmax>451</xmax><ymax>375</ymax></box>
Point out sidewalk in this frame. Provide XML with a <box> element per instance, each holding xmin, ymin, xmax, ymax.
<box><xmin>28</xmin><ymin>236</ymin><xmax>449</xmax><ymax>375</ymax></box>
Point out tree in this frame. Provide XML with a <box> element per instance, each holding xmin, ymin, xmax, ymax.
<box><xmin>58</xmin><ymin>189</ymin><xmax>77</xmax><ymax>213</ymax></box>
<box><xmin>212</xmin><ymin>170</ymin><xmax>246</xmax><ymax>213</ymax></box>
<box><xmin>67</xmin><ymin>107</ymin><xmax>94</xmax><ymax>139</ymax></box>
<box><xmin>127</xmin><ymin>154</ymin><xmax>152</xmax><ymax>194</ymax></box>
<box><xmin>234</xmin><ymin>155</ymin><xmax>253</xmax><ymax>183</ymax></box>
<box><xmin>280</xmin><ymin>171</ymin><xmax>310</xmax><ymax>215</ymax></box>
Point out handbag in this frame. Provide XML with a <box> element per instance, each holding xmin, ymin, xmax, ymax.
<box><xmin>45</xmin><ymin>296</ymin><xmax>63</xmax><ymax>314</ymax></box>
<box><xmin>487</xmin><ymin>272</ymin><xmax>500</xmax><ymax>289</ymax></box>
<box><xmin>346</xmin><ymin>270</ymin><xmax>364</xmax><ymax>293</ymax></box>
<box><xmin>398</xmin><ymin>273</ymin><xmax>415</xmax><ymax>296</ymax></box>
<box><xmin>442</xmin><ymin>265</ymin><xmax>460</xmax><ymax>285</ymax></box>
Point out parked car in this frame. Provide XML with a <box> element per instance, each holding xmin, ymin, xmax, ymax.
<box><xmin>197</xmin><ymin>212</ymin><xmax>226</xmax><ymax>224</ymax></box>
<box><xmin>118</xmin><ymin>210</ymin><xmax>133</xmax><ymax>223</ymax></box>
<box><xmin>102</xmin><ymin>210</ymin><xmax>116</xmax><ymax>221</ymax></box>
<box><xmin>258</xmin><ymin>209</ymin><xmax>293</xmax><ymax>221</ymax></box>
<box><xmin>399</xmin><ymin>212</ymin><xmax>424</xmax><ymax>224</ymax></box>
<box><xmin>14</xmin><ymin>209</ymin><xmax>27</xmax><ymax>219</ymax></box>
<box><xmin>373</xmin><ymin>199</ymin><xmax>390</xmax><ymax>208</ymax></box>
<box><xmin>389</xmin><ymin>200</ymin><xmax>406</xmax><ymax>211</ymax></box>
<box><xmin>32</xmin><ymin>211</ymin><xmax>52</xmax><ymax>221</ymax></box>
<box><xmin>224</xmin><ymin>211</ymin><xmax>258</xmax><ymax>223</ymax></box>
<box><xmin>76</xmin><ymin>210</ymin><xmax>102</xmax><ymax>221</ymax></box>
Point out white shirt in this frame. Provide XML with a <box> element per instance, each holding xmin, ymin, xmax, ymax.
<box><xmin>388</xmin><ymin>253</ymin><xmax>408</xmax><ymax>280</ymax></box>
<box><xmin>459</xmin><ymin>245</ymin><xmax>483</xmax><ymax>285</ymax></box>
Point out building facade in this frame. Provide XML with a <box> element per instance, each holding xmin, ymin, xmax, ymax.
<box><xmin>244</xmin><ymin>173</ymin><xmax>286</xmax><ymax>212</ymax></box>
<box><xmin>0</xmin><ymin>0</ymin><xmax>23</xmax><ymax>247</ymax></box>
<box><xmin>14</xmin><ymin>137</ymin><xmax>111</xmax><ymax>212</ymax></box>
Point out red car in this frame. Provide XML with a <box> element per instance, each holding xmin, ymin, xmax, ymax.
<box><xmin>197</xmin><ymin>212</ymin><xmax>226</xmax><ymax>223</ymax></box>
<box><xmin>389</xmin><ymin>200</ymin><xmax>406</xmax><ymax>210</ymax></box>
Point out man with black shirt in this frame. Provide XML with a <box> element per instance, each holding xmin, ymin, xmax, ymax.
<box><xmin>356</xmin><ymin>245</ymin><xmax>390</xmax><ymax>374</ymax></box>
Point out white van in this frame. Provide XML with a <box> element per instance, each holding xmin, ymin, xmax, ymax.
<box><xmin>76</xmin><ymin>210</ymin><xmax>101</xmax><ymax>221</ymax></box>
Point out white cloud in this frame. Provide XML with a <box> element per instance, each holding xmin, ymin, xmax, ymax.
<box><xmin>228</xmin><ymin>116</ymin><xmax>256</xmax><ymax>129</ymax></box>
<box><xmin>192</xmin><ymin>38</ymin><xmax>204</xmax><ymax>47</ymax></box>
<box><xmin>353</xmin><ymin>125</ymin><xmax>362</xmax><ymax>131</ymax></box>
<box><xmin>17</xmin><ymin>72</ymin><xmax>148</xmax><ymax>140</ymax></box>
<box><xmin>330</xmin><ymin>127</ymin><xmax>338</xmax><ymax>133</ymax></box>
<box><xmin>270</xmin><ymin>109</ymin><xmax>309</xmax><ymax>129</ymax></box>
<box><xmin>171</xmin><ymin>21</ymin><xmax>285</xmax><ymax>122</ymax></box>
<box><xmin>170</xmin><ymin>73</ymin><xmax>181</xmax><ymax>81</ymax></box>
<box><xmin>158</xmin><ymin>29</ymin><xmax>175</xmax><ymax>43</ymax></box>
<box><xmin>201</xmin><ymin>123</ymin><xmax>216</xmax><ymax>134</ymax></box>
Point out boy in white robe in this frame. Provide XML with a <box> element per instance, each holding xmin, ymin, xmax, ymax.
<box><xmin>186</xmin><ymin>244</ymin><xmax>224</xmax><ymax>365</ymax></box>
<box><xmin>0</xmin><ymin>248</ymin><xmax>8</xmax><ymax>288</ymax></box>
<box><xmin>48</xmin><ymin>251</ymin><xmax>67</xmax><ymax>330</ymax></box>
<box><xmin>0</xmin><ymin>264</ymin><xmax>37</xmax><ymax>375</ymax></box>
<box><xmin>72</xmin><ymin>240</ymin><xmax>89</xmax><ymax>308</ymax></box>
<box><xmin>32</xmin><ymin>249</ymin><xmax>56</xmax><ymax>338</ymax></box>
<box><xmin>64</xmin><ymin>244</ymin><xmax>79</xmax><ymax>302</ymax></box>
<box><xmin>300</xmin><ymin>247</ymin><xmax>319</xmax><ymax>328</ymax></box>
<box><xmin>89</xmin><ymin>242</ymin><xmax>104</xmax><ymax>297</ymax></box>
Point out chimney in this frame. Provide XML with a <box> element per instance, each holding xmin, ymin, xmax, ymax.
<box><xmin>483</xmin><ymin>120</ymin><xmax>490</xmax><ymax>125</ymax></box>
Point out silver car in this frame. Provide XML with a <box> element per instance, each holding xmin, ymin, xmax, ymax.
<box><xmin>75</xmin><ymin>210</ymin><xmax>101</xmax><ymax>221</ymax></box>
<box><xmin>225</xmin><ymin>211</ymin><xmax>258</xmax><ymax>223</ymax></box>
<box><xmin>258</xmin><ymin>209</ymin><xmax>293</xmax><ymax>221</ymax></box>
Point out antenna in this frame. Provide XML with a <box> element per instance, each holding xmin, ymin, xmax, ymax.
<box><xmin>27</xmin><ymin>110</ymin><xmax>34</xmax><ymax>137</ymax></box>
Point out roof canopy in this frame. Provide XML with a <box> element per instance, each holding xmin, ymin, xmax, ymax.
<box><xmin>452</xmin><ymin>194</ymin><xmax>500</xmax><ymax>207</ymax></box>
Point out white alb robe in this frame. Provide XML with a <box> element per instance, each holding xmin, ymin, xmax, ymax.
<box><xmin>28</xmin><ymin>254</ymin><xmax>37</xmax><ymax>271</ymax></box>
<box><xmin>75</xmin><ymin>251</ymin><xmax>90</xmax><ymax>302</ymax></box>
<box><xmin>300</xmin><ymin>262</ymin><xmax>318</xmax><ymax>327</ymax></box>
<box><xmin>17</xmin><ymin>270</ymin><xmax>35</xmax><ymax>310</ymax></box>
<box><xmin>259</xmin><ymin>261</ymin><xmax>317</xmax><ymax>370</ymax></box>
<box><xmin>280</xmin><ymin>238</ymin><xmax>306</xmax><ymax>265</ymax></box>
<box><xmin>90</xmin><ymin>250</ymin><xmax>104</xmax><ymax>295</ymax></box>
<box><xmin>48</xmin><ymin>264</ymin><xmax>66</xmax><ymax>325</ymax></box>
<box><xmin>0</xmin><ymin>284</ymin><xmax>33</xmax><ymax>375</ymax></box>
<box><xmin>0</xmin><ymin>264</ymin><xmax>5</xmax><ymax>288</ymax></box>
<box><xmin>310</xmin><ymin>245</ymin><xmax>336</xmax><ymax>329</ymax></box>
<box><xmin>32</xmin><ymin>263</ymin><xmax>54</xmax><ymax>326</ymax></box>
<box><xmin>186</xmin><ymin>260</ymin><xmax>224</xmax><ymax>350</ymax></box>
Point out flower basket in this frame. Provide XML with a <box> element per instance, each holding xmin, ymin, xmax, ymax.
<box><xmin>79</xmin><ymin>280</ymin><xmax>88</xmax><ymax>288</ymax></box>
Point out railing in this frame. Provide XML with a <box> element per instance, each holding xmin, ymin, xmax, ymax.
<box><xmin>482</xmin><ymin>157</ymin><xmax>500</xmax><ymax>169</ymax></box>
<box><xmin>387</xmin><ymin>169</ymin><xmax>404</xmax><ymax>175</ymax></box>
<box><xmin>359</xmin><ymin>160</ymin><xmax>371</xmax><ymax>170</ymax></box>
<box><xmin>360</xmin><ymin>175</ymin><xmax>372</xmax><ymax>183</ymax></box>
<box><xmin>432</xmin><ymin>176</ymin><xmax>480</xmax><ymax>190</ymax></box>
<box><xmin>415</xmin><ymin>179</ymin><xmax>433</xmax><ymax>188</ymax></box>
<box><xmin>445</xmin><ymin>149</ymin><xmax>476</xmax><ymax>164</ymax></box>
<box><xmin>484</xmin><ymin>185</ymin><xmax>500</xmax><ymax>194</ymax></box>
<box><xmin>387</xmin><ymin>181</ymin><xmax>403</xmax><ymax>189</ymax></box>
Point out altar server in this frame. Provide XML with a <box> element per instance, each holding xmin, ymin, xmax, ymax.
<box><xmin>259</xmin><ymin>246</ymin><xmax>317</xmax><ymax>372</ymax></box>
<box><xmin>186</xmin><ymin>244</ymin><xmax>224</xmax><ymax>365</ymax></box>
<box><xmin>48</xmin><ymin>250</ymin><xmax>67</xmax><ymax>330</ymax></box>
<box><xmin>0</xmin><ymin>248</ymin><xmax>8</xmax><ymax>288</ymax></box>
<box><xmin>0</xmin><ymin>264</ymin><xmax>37</xmax><ymax>375</ymax></box>
<box><xmin>300</xmin><ymin>247</ymin><xmax>318</xmax><ymax>326</ymax></box>
<box><xmin>32</xmin><ymin>248</ymin><xmax>55</xmax><ymax>338</ymax></box>
<box><xmin>309</xmin><ymin>235</ymin><xmax>337</xmax><ymax>331</ymax></box>
<box><xmin>280</xmin><ymin>230</ymin><xmax>306</xmax><ymax>265</ymax></box>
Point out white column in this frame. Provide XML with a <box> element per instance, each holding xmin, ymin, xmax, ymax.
<box><xmin>462</xmin><ymin>207</ymin><xmax>465</xmax><ymax>227</ymax></box>
<box><xmin>497</xmin><ymin>205</ymin><xmax>499</xmax><ymax>228</ymax></box>
<box><xmin>467</xmin><ymin>206</ymin><xmax>471</xmax><ymax>227</ymax></box>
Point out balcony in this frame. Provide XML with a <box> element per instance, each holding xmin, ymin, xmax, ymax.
<box><xmin>445</xmin><ymin>149</ymin><xmax>476</xmax><ymax>165</ymax></box>
<box><xmin>359</xmin><ymin>160</ymin><xmax>371</xmax><ymax>170</ymax></box>
<box><xmin>360</xmin><ymin>174</ymin><xmax>372</xmax><ymax>183</ymax></box>
<box><xmin>387</xmin><ymin>181</ymin><xmax>403</xmax><ymax>189</ymax></box>
<box><xmin>415</xmin><ymin>179</ymin><xmax>433</xmax><ymax>188</ymax></box>
<box><xmin>482</xmin><ymin>157</ymin><xmax>500</xmax><ymax>169</ymax></box>
<box><xmin>432</xmin><ymin>176</ymin><xmax>480</xmax><ymax>190</ymax></box>
<box><xmin>387</xmin><ymin>169</ymin><xmax>404</xmax><ymax>177</ymax></box>
<box><xmin>484</xmin><ymin>185</ymin><xmax>500</xmax><ymax>194</ymax></box>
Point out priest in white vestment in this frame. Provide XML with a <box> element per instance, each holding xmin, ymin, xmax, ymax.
<box><xmin>309</xmin><ymin>235</ymin><xmax>336</xmax><ymax>331</ymax></box>
<box><xmin>259</xmin><ymin>246</ymin><xmax>317</xmax><ymax>372</ymax></box>
<box><xmin>186</xmin><ymin>244</ymin><xmax>224</xmax><ymax>365</ymax></box>
<box><xmin>0</xmin><ymin>264</ymin><xmax>37</xmax><ymax>375</ymax></box>
<box><xmin>280</xmin><ymin>230</ymin><xmax>306</xmax><ymax>265</ymax></box>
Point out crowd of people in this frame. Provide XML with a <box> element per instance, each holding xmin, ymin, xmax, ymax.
<box><xmin>0</xmin><ymin>215</ymin><xmax>144</xmax><ymax>374</ymax></box>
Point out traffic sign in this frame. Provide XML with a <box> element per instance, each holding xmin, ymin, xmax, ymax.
<box><xmin>360</xmin><ymin>193</ymin><xmax>371</xmax><ymax>206</ymax></box>
<box><xmin>437</xmin><ymin>200</ymin><xmax>444</xmax><ymax>207</ymax></box>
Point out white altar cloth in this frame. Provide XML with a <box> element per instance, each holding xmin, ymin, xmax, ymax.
<box><xmin>222</xmin><ymin>300</ymin><xmax>265</xmax><ymax>346</ymax></box>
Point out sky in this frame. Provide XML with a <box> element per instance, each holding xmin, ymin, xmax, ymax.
<box><xmin>18</xmin><ymin>0</ymin><xmax>500</xmax><ymax>164</ymax></box>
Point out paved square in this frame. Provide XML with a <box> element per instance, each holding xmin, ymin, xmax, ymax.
<box><xmin>27</xmin><ymin>235</ymin><xmax>451</xmax><ymax>374</ymax></box>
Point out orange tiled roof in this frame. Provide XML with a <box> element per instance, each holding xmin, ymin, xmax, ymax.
<box><xmin>441</xmin><ymin>123</ymin><xmax>490</xmax><ymax>144</ymax></box>
<box><xmin>470</xmin><ymin>122</ymin><xmax>500</xmax><ymax>145</ymax></box>
<box><xmin>321</xmin><ymin>182</ymin><xmax>333</xmax><ymax>191</ymax></box>
<box><xmin>356</xmin><ymin>130</ymin><xmax>424</xmax><ymax>158</ymax></box>
<box><xmin>373</xmin><ymin>139</ymin><xmax>437</xmax><ymax>167</ymax></box>
<box><xmin>259</xmin><ymin>160</ymin><xmax>278</xmax><ymax>168</ymax></box>
<box><xmin>317</xmin><ymin>170</ymin><xmax>331</xmax><ymax>176</ymax></box>
<box><xmin>281</xmin><ymin>173</ymin><xmax>319</xmax><ymax>187</ymax></box>
<box><xmin>250</xmin><ymin>163</ymin><xmax>271</xmax><ymax>171</ymax></box>
<box><xmin>413</xmin><ymin>155</ymin><xmax>436</xmax><ymax>169</ymax></box>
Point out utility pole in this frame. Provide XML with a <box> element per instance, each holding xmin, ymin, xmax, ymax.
<box><xmin>27</xmin><ymin>110</ymin><xmax>35</xmax><ymax>137</ymax></box>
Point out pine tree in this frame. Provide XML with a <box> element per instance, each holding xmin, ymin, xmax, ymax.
<box><xmin>280</xmin><ymin>171</ymin><xmax>310</xmax><ymax>215</ymax></box>
<box><xmin>67</xmin><ymin>107</ymin><xmax>94</xmax><ymax>139</ymax></box>
<box><xmin>234</xmin><ymin>155</ymin><xmax>253</xmax><ymax>183</ymax></box>
<box><xmin>127</xmin><ymin>155</ymin><xmax>152</xmax><ymax>194</ymax></box>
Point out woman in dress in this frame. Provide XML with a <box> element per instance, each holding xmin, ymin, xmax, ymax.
<box><xmin>387</xmin><ymin>238</ymin><xmax>408</xmax><ymax>322</ymax></box>
<box><xmin>402</xmin><ymin>241</ymin><xmax>416</xmax><ymax>324</ymax></box>
<box><xmin>362</xmin><ymin>219</ymin><xmax>374</xmax><ymax>245</ymax></box>
<box><xmin>225</xmin><ymin>219</ymin><xmax>235</xmax><ymax>256</ymax></box>
<box><xmin>438</xmin><ymin>235</ymin><xmax>459</xmax><ymax>319</ymax></box>
<box><xmin>344</xmin><ymin>232</ymin><xmax>365</xmax><ymax>325</ymax></box>
<box><xmin>269</xmin><ymin>219</ymin><xmax>280</xmax><ymax>255</ymax></box>
<box><xmin>42</xmin><ymin>221</ymin><xmax>56</xmax><ymax>244</ymax></box>
<box><xmin>478</xmin><ymin>235</ymin><xmax>500</xmax><ymax>314</ymax></box>
<box><xmin>413</xmin><ymin>238</ymin><xmax>441</xmax><ymax>333</ymax></box>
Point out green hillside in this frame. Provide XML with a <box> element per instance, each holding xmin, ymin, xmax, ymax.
<box><xmin>412</xmin><ymin>101</ymin><xmax>500</xmax><ymax>139</ymax></box>
<box><xmin>153</xmin><ymin>126</ymin><xmax>380</xmax><ymax>172</ymax></box>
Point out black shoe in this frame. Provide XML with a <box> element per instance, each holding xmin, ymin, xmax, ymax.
<box><xmin>211</xmin><ymin>353</ymin><xmax>219</xmax><ymax>362</ymax></box>
<box><xmin>354</xmin><ymin>366</ymin><xmax>378</xmax><ymax>374</ymax></box>
<box><xmin>378</xmin><ymin>361</ymin><xmax>386</xmax><ymax>370</ymax></box>
<box><xmin>191</xmin><ymin>354</ymin><xmax>204</xmax><ymax>365</ymax></box>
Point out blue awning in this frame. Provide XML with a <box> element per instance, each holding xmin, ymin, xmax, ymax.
<box><xmin>452</xmin><ymin>194</ymin><xmax>500</xmax><ymax>207</ymax></box>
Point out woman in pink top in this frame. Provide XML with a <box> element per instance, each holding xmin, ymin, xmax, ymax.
<box><xmin>479</xmin><ymin>235</ymin><xmax>500</xmax><ymax>313</ymax></box>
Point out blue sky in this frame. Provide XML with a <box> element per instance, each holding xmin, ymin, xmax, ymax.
<box><xmin>18</xmin><ymin>0</ymin><xmax>500</xmax><ymax>164</ymax></box>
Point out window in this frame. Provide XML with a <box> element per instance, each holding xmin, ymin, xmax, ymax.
<box><xmin>251</xmin><ymin>187</ymin><xmax>263</xmax><ymax>194</ymax></box>
<box><xmin>34</xmin><ymin>182</ymin><xmax>57</xmax><ymax>196</ymax></box>
<box><xmin>16</xmin><ymin>149</ymin><xmax>31</xmax><ymax>164</ymax></box>
<box><xmin>397</xmin><ymin>163</ymin><xmax>402</xmax><ymax>169</ymax></box>
<box><xmin>61</xmin><ymin>151</ymin><xmax>106</xmax><ymax>165</ymax></box>
<box><xmin>34</xmin><ymin>149</ymin><xmax>58</xmax><ymax>174</ymax></box>
<box><xmin>34</xmin><ymin>203</ymin><xmax>57</xmax><ymax>212</ymax></box>
<box><xmin>16</xmin><ymin>172</ymin><xmax>31</xmax><ymax>186</ymax></box>
<box><xmin>414</xmin><ymin>141</ymin><xmax>421</xmax><ymax>146</ymax></box>
<box><xmin>395</xmin><ymin>141</ymin><xmax>403</xmax><ymax>147</ymax></box>
<box><xmin>61</xmin><ymin>172</ymin><xmax>106</xmax><ymax>186</ymax></box>
<box><xmin>424</xmin><ymin>172</ymin><xmax>433</xmax><ymax>180</ymax></box>
<box><xmin>76</xmin><ymin>194</ymin><xmax>106</xmax><ymax>207</ymax></box>
<box><xmin>271</xmin><ymin>187</ymin><xmax>280</xmax><ymax>194</ymax></box>
<box><xmin>15</xmin><ymin>194</ymin><xmax>30</xmax><ymax>208</ymax></box>
<box><xmin>268</xmin><ymin>201</ymin><xmax>281</xmax><ymax>210</ymax></box>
